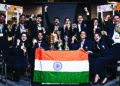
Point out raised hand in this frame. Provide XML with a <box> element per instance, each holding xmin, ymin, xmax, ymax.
<box><xmin>105</xmin><ymin>15</ymin><xmax>110</xmax><ymax>21</ymax></box>
<box><xmin>84</xmin><ymin>7</ymin><xmax>88</xmax><ymax>12</ymax></box>
<box><xmin>44</xmin><ymin>5</ymin><xmax>48</xmax><ymax>12</ymax></box>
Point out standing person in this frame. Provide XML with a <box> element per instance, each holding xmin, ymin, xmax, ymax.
<box><xmin>0</xmin><ymin>13</ymin><xmax>9</xmax><ymax>62</ymax></box>
<box><xmin>44</xmin><ymin>6</ymin><xmax>62</xmax><ymax>35</ymax></box>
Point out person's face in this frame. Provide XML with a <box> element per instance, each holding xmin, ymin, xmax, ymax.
<box><xmin>0</xmin><ymin>15</ymin><xmax>5</xmax><ymax>24</ymax></box>
<box><xmin>20</xmin><ymin>16</ymin><xmax>26</xmax><ymax>24</ymax></box>
<box><xmin>38</xmin><ymin>33</ymin><xmax>43</xmax><ymax>41</ymax></box>
<box><xmin>94</xmin><ymin>34</ymin><xmax>101</xmax><ymax>42</ymax></box>
<box><xmin>54</xmin><ymin>18</ymin><xmax>60</xmax><ymax>26</ymax></box>
<box><xmin>114</xmin><ymin>16</ymin><xmax>120</xmax><ymax>25</ymax></box>
<box><xmin>80</xmin><ymin>31</ymin><xmax>86</xmax><ymax>39</ymax></box>
<box><xmin>65</xmin><ymin>18</ymin><xmax>71</xmax><ymax>24</ymax></box>
<box><xmin>77</xmin><ymin>16</ymin><xmax>83</xmax><ymax>24</ymax></box>
<box><xmin>36</xmin><ymin>17</ymin><xmax>42</xmax><ymax>24</ymax></box>
<box><xmin>21</xmin><ymin>34</ymin><xmax>27</xmax><ymax>42</ymax></box>
<box><xmin>94</xmin><ymin>20</ymin><xmax>98</xmax><ymax>26</ymax></box>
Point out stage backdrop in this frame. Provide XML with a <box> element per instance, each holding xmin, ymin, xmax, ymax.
<box><xmin>43</xmin><ymin>3</ymin><xmax>88</xmax><ymax>28</ymax></box>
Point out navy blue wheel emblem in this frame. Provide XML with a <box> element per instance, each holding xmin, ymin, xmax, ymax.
<box><xmin>53</xmin><ymin>62</ymin><xmax>62</xmax><ymax>71</ymax></box>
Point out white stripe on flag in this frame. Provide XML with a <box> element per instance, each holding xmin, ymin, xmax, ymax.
<box><xmin>34</xmin><ymin>60</ymin><xmax>89</xmax><ymax>72</ymax></box>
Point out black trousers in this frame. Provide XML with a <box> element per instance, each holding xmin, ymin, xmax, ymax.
<box><xmin>93</xmin><ymin>43</ymin><xmax>120</xmax><ymax>80</ymax></box>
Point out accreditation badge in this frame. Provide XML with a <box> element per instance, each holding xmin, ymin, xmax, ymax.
<box><xmin>0</xmin><ymin>33</ymin><xmax>3</xmax><ymax>37</ymax></box>
<box><xmin>115</xmin><ymin>34</ymin><xmax>120</xmax><ymax>39</ymax></box>
<box><xmin>23</xmin><ymin>29</ymin><xmax>27</xmax><ymax>32</ymax></box>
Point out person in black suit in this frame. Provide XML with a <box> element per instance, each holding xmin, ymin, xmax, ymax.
<box><xmin>75</xmin><ymin>14</ymin><xmax>88</xmax><ymax>39</ymax></box>
<box><xmin>9</xmin><ymin>32</ymin><xmax>29</xmax><ymax>82</ymax></box>
<box><xmin>84</xmin><ymin>7</ymin><xmax>102</xmax><ymax>40</ymax></box>
<box><xmin>30</xmin><ymin>14</ymin><xmax>46</xmax><ymax>40</ymax></box>
<box><xmin>0</xmin><ymin>13</ymin><xmax>9</xmax><ymax>62</ymax></box>
<box><xmin>71</xmin><ymin>31</ymin><xmax>93</xmax><ymax>52</ymax></box>
<box><xmin>44</xmin><ymin>6</ymin><xmax>62</xmax><ymax>35</ymax></box>
<box><xmin>93</xmin><ymin>14</ymin><xmax>120</xmax><ymax>85</ymax></box>
<box><xmin>11</xmin><ymin>14</ymin><xmax>29</xmax><ymax>48</ymax></box>
<box><xmin>29</xmin><ymin>31</ymin><xmax>49</xmax><ymax>84</ymax></box>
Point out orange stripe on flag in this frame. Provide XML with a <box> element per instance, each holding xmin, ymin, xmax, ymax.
<box><xmin>35</xmin><ymin>49</ymin><xmax>88</xmax><ymax>61</ymax></box>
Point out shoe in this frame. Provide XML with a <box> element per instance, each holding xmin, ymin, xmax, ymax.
<box><xmin>100</xmin><ymin>77</ymin><xmax>107</xmax><ymax>85</ymax></box>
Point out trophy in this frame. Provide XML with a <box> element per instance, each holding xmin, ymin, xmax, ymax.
<box><xmin>64</xmin><ymin>35</ymin><xmax>69</xmax><ymax>50</ymax></box>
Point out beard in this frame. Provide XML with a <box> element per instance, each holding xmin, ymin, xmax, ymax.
<box><xmin>54</xmin><ymin>22</ymin><xmax>59</xmax><ymax>26</ymax></box>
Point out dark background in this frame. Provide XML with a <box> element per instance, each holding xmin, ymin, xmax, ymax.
<box><xmin>43</xmin><ymin>3</ymin><xmax>88</xmax><ymax>27</ymax></box>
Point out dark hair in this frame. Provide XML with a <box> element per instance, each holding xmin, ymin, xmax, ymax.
<box><xmin>77</xmin><ymin>14</ymin><xmax>83</xmax><ymax>18</ymax></box>
<box><xmin>21</xmin><ymin>32</ymin><xmax>27</xmax><ymax>37</ymax></box>
<box><xmin>0</xmin><ymin>13</ymin><xmax>6</xmax><ymax>18</ymax></box>
<box><xmin>20</xmin><ymin>14</ymin><xmax>26</xmax><ymax>18</ymax></box>
<box><xmin>113</xmin><ymin>14</ymin><xmax>120</xmax><ymax>18</ymax></box>
<box><xmin>94</xmin><ymin>32</ymin><xmax>101</xmax><ymax>37</ymax></box>
<box><xmin>36</xmin><ymin>14</ymin><xmax>42</xmax><ymax>19</ymax></box>
<box><xmin>38</xmin><ymin>31</ymin><xmax>43</xmax><ymax>35</ymax></box>
<box><xmin>53</xmin><ymin>17</ymin><xmax>60</xmax><ymax>21</ymax></box>
<box><xmin>64</xmin><ymin>17</ymin><xmax>71</xmax><ymax>22</ymax></box>
<box><xmin>92</xmin><ymin>18</ymin><xmax>98</xmax><ymax>23</ymax></box>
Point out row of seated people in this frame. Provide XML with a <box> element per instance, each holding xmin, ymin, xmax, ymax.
<box><xmin>0</xmin><ymin>6</ymin><xmax>120</xmax><ymax>85</ymax></box>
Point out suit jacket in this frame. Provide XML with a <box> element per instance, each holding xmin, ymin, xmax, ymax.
<box><xmin>87</xmin><ymin>12</ymin><xmax>102</xmax><ymax>40</ymax></box>
<box><xmin>30</xmin><ymin>23</ymin><xmax>46</xmax><ymax>40</ymax></box>
<box><xmin>92</xmin><ymin>37</ymin><xmax>108</xmax><ymax>57</ymax></box>
<box><xmin>71</xmin><ymin>39</ymin><xmax>92</xmax><ymax>51</ymax></box>
<box><xmin>75</xmin><ymin>22</ymin><xmax>88</xmax><ymax>38</ymax></box>
<box><xmin>45</xmin><ymin>12</ymin><xmax>62</xmax><ymax>35</ymax></box>
<box><xmin>34</xmin><ymin>40</ymin><xmax>49</xmax><ymax>50</ymax></box>
<box><xmin>0</xmin><ymin>24</ymin><xmax>9</xmax><ymax>50</ymax></box>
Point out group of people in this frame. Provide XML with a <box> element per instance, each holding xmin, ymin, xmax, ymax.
<box><xmin>0</xmin><ymin>5</ymin><xmax>120</xmax><ymax>85</ymax></box>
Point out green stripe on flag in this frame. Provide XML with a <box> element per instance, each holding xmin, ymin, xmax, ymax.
<box><xmin>33</xmin><ymin>71</ymin><xmax>89</xmax><ymax>83</ymax></box>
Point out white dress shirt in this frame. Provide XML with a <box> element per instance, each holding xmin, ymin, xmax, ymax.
<box><xmin>78</xmin><ymin>24</ymin><xmax>81</xmax><ymax>32</ymax></box>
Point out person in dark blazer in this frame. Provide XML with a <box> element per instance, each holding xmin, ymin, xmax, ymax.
<box><xmin>9</xmin><ymin>32</ymin><xmax>29</xmax><ymax>82</ymax></box>
<box><xmin>0</xmin><ymin>13</ymin><xmax>9</xmax><ymax>62</ymax></box>
<box><xmin>29</xmin><ymin>31</ymin><xmax>49</xmax><ymax>84</ymax></box>
<box><xmin>44</xmin><ymin>6</ymin><xmax>62</xmax><ymax>36</ymax></box>
<box><xmin>75</xmin><ymin>14</ymin><xmax>88</xmax><ymax>39</ymax></box>
<box><xmin>11</xmin><ymin>14</ymin><xmax>29</xmax><ymax>48</ymax></box>
<box><xmin>71</xmin><ymin>31</ymin><xmax>92</xmax><ymax>52</ymax></box>
<box><xmin>84</xmin><ymin>7</ymin><xmax>102</xmax><ymax>40</ymax></box>
<box><xmin>93</xmin><ymin>14</ymin><xmax>120</xmax><ymax>85</ymax></box>
<box><xmin>33</xmin><ymin>31</ymin><xmax>49</xmax><ymax>50</ymax></box>
<box><xmin>30</xmin><ymin>14</ymin><xmax>46</xmax><ymax>40</ymax></box>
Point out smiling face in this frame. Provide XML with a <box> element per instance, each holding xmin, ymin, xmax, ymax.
<box><xmin>38</xmin><ymin>32</ymin><xmax>43</xmax><ymax>41</ymax></box>
<box><xmin>36</xmin><ymin>17</ymin><xmax>42</xmax><ymax>24</ymax></box>
<box><xmin>21</xmin><ymin>33</ymin><xmax>27</xmax><ymax>42</ymax></box>
<box><xmin>0</xmin><ymin>15</ymin><xmax>5</xmax><ymax>24</ymax></box>
<box><xmin>94</xmin><ymin>33</ymin><xmax>101</xmax><ymax>42</ymax></box>
<box><xmin>114</xmin><ymin>15</ymin><xmax>120</xmax><ymax>25</ymax></box>
<box><xmin>20</xmin><ymin>15</ymin><xmax>26</xmax><ymax>24</ymax></box>
<box><xmin>54</xmin><ymin>18</ymin><xmax>60</xmax><ymax>26</ymax></box>
<box><xmin>77</xmin><ymin>15</ymin><xmax>83</xmax><ymax>24</ymax></box>
<box><xmin>80</xmin><ymin>31</ymin><xmax>86</xmax><ymax>39</ymax></box>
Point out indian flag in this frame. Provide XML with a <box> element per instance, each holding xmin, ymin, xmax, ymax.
<box><xmin>33</xmin><ymin>49</ymin><xmax>89</xmax><ymax>84</ymax></box>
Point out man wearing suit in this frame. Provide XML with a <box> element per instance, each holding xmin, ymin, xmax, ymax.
<box><xmin>93</xmin><ymin>14</ymin><xmax>120</xmax><ymax>85</ymax></box>
<box><xmin>0</xmin><ymin>13</ymin><xmax>9</xmax><ymax>62</ymax></box>
<box><xmin>71</xmin><ymin>31</ymin><xmax>93</xmax><ymax>52</ymax></box>
<box><xmin>30</xmin><ymin>14</ymin><xmax>46</xmax><ymax>40</ymax></box>
<box><xmin>44</xmin><ymin>6</ymin><xmax>62</xmax><ymax>35</ymax></box>
<box><xmin>85</xmin><ymin>7</ymin><xmax>102</xmax><ymax>40</ymax></box>
<box><xmin>75</xmin><ymin>14</ymin><xmax>88</xmax><ymax>39</ymax></box>
<box><xmin>30</xmin><ymin>32</ymin><xmax>49</xmax><ymax>84</ymax></box>
<box><xmin>11</xmin><ymin>14</ymin><xmax>29</xmax><ymax>47</ymax></box>
<box><xmin>33</xmin><ymin>32</ymin><xmax>49</xmax><ymax>50</ymax></box>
